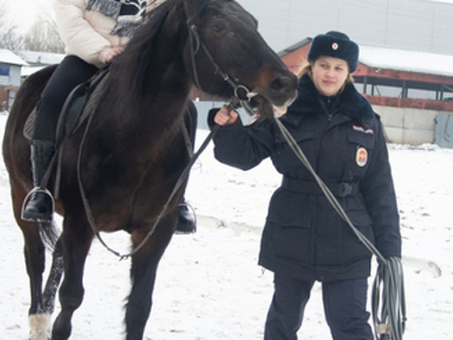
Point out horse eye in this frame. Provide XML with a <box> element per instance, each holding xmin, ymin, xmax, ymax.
<box><xmin>212</xmin><ymin>22</ymin><xmax>225</xmax><ymax>34</ymax></box>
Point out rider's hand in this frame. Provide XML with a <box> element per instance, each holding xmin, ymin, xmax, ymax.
<box><xmin>105</xmin><ymin>46</ymin><xmax>125</xmax><ymax>63</ymax></box>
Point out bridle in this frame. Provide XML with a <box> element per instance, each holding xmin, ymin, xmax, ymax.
<box><xmin>186</xmin><ymin>18</ymin><xmax>259</xmax><ymax>114</ymax></box>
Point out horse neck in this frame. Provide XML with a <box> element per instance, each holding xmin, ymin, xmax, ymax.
<box><xmin>99</xmin><ymin>34</ymin><xmax>192</xmax><ymax>152</ymax></box>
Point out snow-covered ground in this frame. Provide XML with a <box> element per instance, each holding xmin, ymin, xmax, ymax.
<box><xmin>0</xmin><ymin>112</ymin><xmax>452</xmax><ymax>339</ymax></box>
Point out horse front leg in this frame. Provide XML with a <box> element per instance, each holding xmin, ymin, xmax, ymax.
<box><xmin>13</xmin><ymin>183</ymin><xmax>49</xmax><ymax>340</ymax></box>
<box><xmin>28</xmin><ymin>234</ymin><xmax>64</xmax><ymax>340</ymax></box>
<box><xmin>126</xmin><ymin>214</ymin><xmax>176</xmax><ymax>340</ymax></box>
<box><xmin>51</xmin><ymin>221</ymin><xmax>93</xmax><ymax>340</ymax></box>
<box><xmin>12</xmin><ymin>179</ymin><xmax>63</xmax><ymax>340</ymax></box>
<box><xmin>21</xmin><ymin>222</ymin><xmax>48</xmax><ymax>340</ymax></box>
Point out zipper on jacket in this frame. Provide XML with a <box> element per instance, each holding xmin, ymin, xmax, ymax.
<box><xmin>316</xmin><ymin>107</ymin><xmax>339</xmax><ymax>169</ymax></box>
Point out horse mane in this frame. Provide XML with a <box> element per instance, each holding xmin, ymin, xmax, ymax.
<box><xmin>111</xmin><ymin>0</ymin><xmax>178</xmax><ymax>96</ymax></box>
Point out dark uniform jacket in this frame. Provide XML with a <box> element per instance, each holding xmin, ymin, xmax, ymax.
<box><xmin>209</xmin><ymin>74</ymin><xmax>401</xmax><ymax>282</ymax></box>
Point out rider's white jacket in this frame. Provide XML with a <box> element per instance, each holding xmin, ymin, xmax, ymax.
<box><xmin>54</xmin><ymin>0</ymin><xmax>164</xmax><ymax>68</ymax></box>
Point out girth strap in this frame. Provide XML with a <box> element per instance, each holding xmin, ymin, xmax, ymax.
<box><xmin>281</xmin><ymin>177</ymin><xmax>359</xmax><ymax>197</ymax></box>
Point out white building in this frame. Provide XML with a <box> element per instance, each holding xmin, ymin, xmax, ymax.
<box><xmin>0</xmin><ymin>49</ymin><xmax>28</xmax><ymax>87</ymax></box>
<box><xmin>0</xmin><ymin>49</ymin><xmax>28</xmax><ymax>110</ymax></box>
<box><xmin>18</xmin><ymin>50</ymin><xmax>65</xmax><ymax>78</ymax></box>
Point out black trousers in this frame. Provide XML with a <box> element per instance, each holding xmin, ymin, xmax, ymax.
<box><xmin>264</xmin><ymin>274</ymin><xmax>373</xmax><ymax>340</ymax></box>
<box><xmin>33</xmin><ymin>55</ymin><xmax>198</xmax><ymax>145</ymax></box>
<box><xmin>33</xmin><ymin>55</ymin><xmax>98</xmax><ymax>142</ymax></box>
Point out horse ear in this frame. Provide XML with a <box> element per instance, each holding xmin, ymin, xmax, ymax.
<box><xmin>183</xmin><ymin>0</ymin><xmax>210</xmax><ymax>24</ymax></box>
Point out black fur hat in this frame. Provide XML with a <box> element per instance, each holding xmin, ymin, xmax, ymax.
<box><xmin>308</xmin><ymin>31</ymin><xmax>359</xmax><ymax>72</ymax></box>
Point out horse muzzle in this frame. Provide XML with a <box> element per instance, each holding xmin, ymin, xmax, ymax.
<box><xmin>250</xmin><ymin>69</ymin><xmax>298</xmax><ymax>118</ymax></box>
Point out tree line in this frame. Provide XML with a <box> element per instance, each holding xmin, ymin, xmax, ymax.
<box><xmin>0</xmin><ymin>3</ymin><xmax>65</xmax><ymax>53</ymax></box>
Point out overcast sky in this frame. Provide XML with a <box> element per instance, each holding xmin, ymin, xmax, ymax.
<box><xmin>3</xmin><ymin>0</ymin><xmax>453</xmax><ymax>33</ymax></box>
<box><xmin>1</xmin><ymin>0</ymin><xmax>52</xmax><ymax>32</ymax></box>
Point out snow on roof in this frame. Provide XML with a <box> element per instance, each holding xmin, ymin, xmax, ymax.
<box><xmin>0</xmin><ymin>49</ymin><xmax>28</xmax><ymax>66</ymax></box>
<box><xmin>18</xmin><ymin>50</ymin><xmax>65</xmax><ymax>65</ymax></box>
<box><xmin>21</xmin><ymin>66</ymin><xmax>45</xmax><ymax>78</ymax></box>
<box><xmin>280</xmin><ymin>38</ymin><xmax>453</xmax><ymax>78</ymax></box>
<box><xmin>359</xmin><ymin>45</ymin><xmax>453</xmax><ymax>77</ymax></box>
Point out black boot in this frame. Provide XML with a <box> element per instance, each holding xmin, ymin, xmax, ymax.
<box><xmin>22</xmin><ymin>140</ymin><xmax>55</xmax><ymax>222</ymax></box>
<box><xmin>175</xmin><ymin>201</ymin><xmax>196</xmax><ymax>234</ymax></box>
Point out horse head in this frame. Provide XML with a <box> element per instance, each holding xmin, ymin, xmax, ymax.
<box><xmin>182</xmin><ymin>0</ymin><xmax>297</xmax><ymax>117</ymax></box>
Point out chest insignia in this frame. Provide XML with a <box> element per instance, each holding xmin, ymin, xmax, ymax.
<box><xmin>356</xmin><ymin>147</ymin><xmax>368</xmax><ymax>167</ymax></box>
<box><xmin>352</xmin><ymin>124</ymin><xmax>374</xmax><ymax>135</ymax></box>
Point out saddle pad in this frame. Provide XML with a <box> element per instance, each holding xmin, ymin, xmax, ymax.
<box><xmin>23</xmin><ymin>109</ymin><xmax>36</xmax><ymax>141</ymax></box>
<box><xmin>22</xmin><ymin>67</ymin><xmax>109</xmax><ymax>143</ymax></box>
<box><xmin>22</xmin><ymin>86</ymin><xmax>88</xmax><ymax>143</ymax></box>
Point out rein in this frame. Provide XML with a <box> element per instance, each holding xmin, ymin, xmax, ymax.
<box><xmin>76</xmin><ymin>12</ymin><xmax>254</xmax><ymax>260</ymax></box>
<box><xmin>77</xmin><ymin>110</ymin><xmax>221</xmax><ymax>260</ymax></box>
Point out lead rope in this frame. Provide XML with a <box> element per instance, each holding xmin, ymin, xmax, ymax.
<box><xmin>274</xmin><ymin>118</ymin><xmax>385</xmax><ymax>262</ymax></box>
<box><xmin>273</xmin><ymin>117</ymin><xmax>406</xmax><ymax>340</ymax></box>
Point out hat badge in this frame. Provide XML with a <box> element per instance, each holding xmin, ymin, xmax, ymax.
<box><xmin>332</xmin><ymin>42</ymin><xmax>339</xmax><ymax>50</ymax></box>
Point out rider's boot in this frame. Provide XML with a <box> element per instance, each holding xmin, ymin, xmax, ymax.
<box><xmin>175</xmin><ymin>199</ymin><xmax>197</xmax><ymax>234</ymax></box>
<box><xmin>22</xmin><ymin>140</ymin><xmax>55</xmax><ymax>222</ymax></box>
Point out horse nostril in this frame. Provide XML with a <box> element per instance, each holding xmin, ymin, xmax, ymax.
<box><xmin>270</xmin><ymin>75</ymin><xmax>294</xmax><ymax>92</ymax></box>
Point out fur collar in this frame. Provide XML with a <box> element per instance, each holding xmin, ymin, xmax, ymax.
<box><xmin>285</xmin><ymin>74</ymin><xmax>375</xmax><ymax>122</ymax></box>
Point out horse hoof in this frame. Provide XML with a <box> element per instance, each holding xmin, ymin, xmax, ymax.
<box><xmin>28</xmin><ymin>313</ymin><xmax>50</xmax><ymax>340</ymax></box>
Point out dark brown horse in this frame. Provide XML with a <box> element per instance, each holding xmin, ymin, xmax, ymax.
<box><xmin>2</xmin><ymin>0</ymin><xmax>297</xmax><ymax>339</ymax></box>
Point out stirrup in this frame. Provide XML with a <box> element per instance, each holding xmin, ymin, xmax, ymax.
<box><xmin>175</xmin><ymin>201</ymin><xmax>197</xmax><ymax>234</ymax></box>
<box><xmin>21</xmin><ymin>187</ymin><xmax>55</xmax><ymax>222</ymax></box>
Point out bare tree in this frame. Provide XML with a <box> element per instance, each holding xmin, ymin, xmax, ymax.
<box><xmin>0</xmin><ymin>2</ymin><xmax>64</xmax><ymax>53</ymax></box>
<box><xmin>22</xmin><ymin>13</ymin><xmax>65</xmax><ymax>53</ymax></box>
<box><xmin>0</xmin><ymin>2</ymin><xmax>24</xmax><ymax>52</ymax></box>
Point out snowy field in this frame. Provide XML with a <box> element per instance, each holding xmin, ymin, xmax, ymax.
<box><xmin>0</xmin><ymin>112</ymin><xmax>452</xmax><ymax>339</ymax></box>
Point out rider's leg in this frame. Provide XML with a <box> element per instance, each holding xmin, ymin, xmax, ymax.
<box><xmin>22</xmin><ymin>56</ymin><xmax>98</xmax><ymax>222</ymax></box>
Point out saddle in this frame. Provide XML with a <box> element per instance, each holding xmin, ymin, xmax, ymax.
<box><xmin>22</xmin><ymin>67</ymin><xmax>110</xmax><ymax>199</ymax></box>
<box><xmin>22</xmin><ymin>65</ymin><xmax>193</xmax><ymax>199</ymax></box>
<box><xmin>23</xmin><ymin>67</ymin><xmax>110</xmax><ymax>144</ymax></box>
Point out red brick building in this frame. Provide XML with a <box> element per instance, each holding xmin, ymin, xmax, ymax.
<box><xmin>278</xmin><ymin>38</ymin><xmax>453</xmax><ymax>144</ymax></box>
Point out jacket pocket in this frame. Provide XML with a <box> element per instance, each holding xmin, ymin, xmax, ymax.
<box><xmin>347</xmin><ymin>132</ymin><xmax>375</xmax><ymax>150</ymax></box>
<box><xmin>275</xmin><ymin>129</ymin><xmax>315</xmax><ymax>144</ymax></box>
<box><xmin>273</xmin><ymin>130</ymin><xmax>316</xmax><ymax>174</ymax></box>
<box><xmin>264</xmin><ymin>220</ymin><xmax>313</xmax><ymax>263</ymax></box>
<box><xmin>267</xmin><ymin>189</ymin><xmax>312</xmax><ymax>226</ymax></box>
<box><xmin>345</xmin><ymin>132</ymin><xmax>376</xmax><ymax>178</ymax></box>
<box><xmin>264</xmin><ymin>190</ymin><xmax>313</xmax><ymax>261</ymax></box>
<box><xmin>342</xmin><ymin>210</ymin><xmax>375</xmax><ymax>261</ymax></box>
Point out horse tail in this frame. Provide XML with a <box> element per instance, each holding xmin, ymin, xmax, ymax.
<box><xmin>39</xmin><ymin>220</ymin><xmax>61</xmax><ymax>252</ymax></box>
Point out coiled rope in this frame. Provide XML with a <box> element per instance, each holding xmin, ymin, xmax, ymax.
<box><xmin>372</xmin><ymin>257</ymin><xmax>407</xmax><ymax>339</ymax></box>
